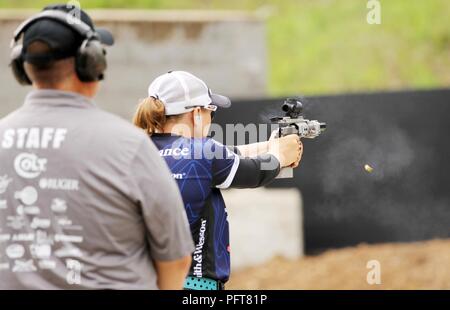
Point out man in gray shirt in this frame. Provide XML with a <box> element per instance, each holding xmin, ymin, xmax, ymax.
<box><xmin>0</xmin><ymin>5</ymin><xmax>194</xmax><ymax>289</ymax></box>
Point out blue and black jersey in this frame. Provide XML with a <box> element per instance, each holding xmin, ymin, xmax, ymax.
<box><xmin>151</xmin><ymin>134</ymin><xmax>239</xmax><ymax>282</ymax></box>
<box><xmin>151</xmin><ymin>133</ymin><xmax>280</xmax><ymax>282</ymax></box>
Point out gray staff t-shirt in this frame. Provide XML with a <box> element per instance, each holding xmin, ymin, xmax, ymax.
<box><xmin>0</xmin><ymin>90</ymin><xmax>194</xmax><ymax>289</ymax></box>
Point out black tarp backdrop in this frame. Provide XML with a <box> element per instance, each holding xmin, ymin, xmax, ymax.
<box><xmin>213</xmin><ymin>88</ymin><xmax>450</xmax><ymax>254</ymax></box>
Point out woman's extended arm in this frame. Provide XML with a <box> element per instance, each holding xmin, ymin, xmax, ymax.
<box><xmin>235</xmin><ymin>129</ymin><xmax>283</xmax><ymax>158</ymax></box>
<box><xmin>235</xmin><ymin>141</ymin><xmax>269</xmax><ymax>158</ymax></box>
<box><xmin>215</xmin><ymin>135</ymin><xmax>302</xmax><ymax>189</ymax></box>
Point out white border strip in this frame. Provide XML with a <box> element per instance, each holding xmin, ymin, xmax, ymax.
<box><xmin>216</xmin><ymin>154</ymin><xmax>240</xmax><ymax>189</ymax></box>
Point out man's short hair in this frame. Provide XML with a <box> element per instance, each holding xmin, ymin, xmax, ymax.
<box><xmin>24</xmin><ymin>40</ymin><xmax>76</xmax><ymax>88</ymax></box>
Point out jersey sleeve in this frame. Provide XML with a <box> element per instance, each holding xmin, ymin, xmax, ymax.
<box><xmin>210</xmin><ymin>140</ymin><xmax>240</xmax><ymax>189</ymax></box>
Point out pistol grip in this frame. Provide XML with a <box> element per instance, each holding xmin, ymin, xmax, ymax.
<box><xmin>276</xmin><ymin>167</ymin><xmax>294</xmax><ymax>179</ymax></box>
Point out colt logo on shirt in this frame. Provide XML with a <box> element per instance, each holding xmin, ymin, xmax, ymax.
<box><xmin>14</xmin><ymin>153</ymin><xmax>47</xmax><ymax>179</ymax></box>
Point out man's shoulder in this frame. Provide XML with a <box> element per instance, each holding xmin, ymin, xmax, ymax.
<box><xmin>0</xmin><ymin>108</ymin><xmax>24</xmax><ymax>129</ymax></box>
<box><xmin>87</xmin><ymin>108</ymin><xmax>148</xmax><ymax>140</ymax></box>
<box><xmin>0</xmin><ymin>103</ymin><xmax>152</xmax><ymax>157</ymax></box>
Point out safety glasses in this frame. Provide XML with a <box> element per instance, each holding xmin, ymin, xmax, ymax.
<box><xmin>185</xmin><ymin>104</ymin><xmax>218</xmax><ymax>120</ymax></box>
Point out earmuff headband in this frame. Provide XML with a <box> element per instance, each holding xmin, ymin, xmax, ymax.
<box><xmin>11</xmin><ymin>10</ymin><xmax>97</xmax><ymax>48</ymax></box>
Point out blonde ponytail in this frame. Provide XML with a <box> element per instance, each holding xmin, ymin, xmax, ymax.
<box><xmin>133</xmin><ymin>97</ymin><xmax>167</xmax><ymax>135</ymax></box>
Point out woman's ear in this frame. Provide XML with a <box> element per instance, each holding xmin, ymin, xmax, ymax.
<box><xmin>192</xmin><ymin>108</ymin><xmax>204</xmax><ymax>138</ymax></box>
<box><xmin>193</xmin><ymin>108</ymin><xmax>202</xmax><ymax>126</ymax></box>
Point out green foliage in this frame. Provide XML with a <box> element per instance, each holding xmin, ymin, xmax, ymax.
<box><xmin>2</xmin><ymin>0</ymin><xmax>448</xmax><ymax>95</ymax></box>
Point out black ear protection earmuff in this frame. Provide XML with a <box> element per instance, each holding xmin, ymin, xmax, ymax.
<box><xmin>10</xmin><ymin>10</ymin><xmax>107</xmax><ymax>85</ymax></box>
<box><xmin>10</xmin><ymin>43</ymin><xmax>30</xmax><ymax>85</ymax></box>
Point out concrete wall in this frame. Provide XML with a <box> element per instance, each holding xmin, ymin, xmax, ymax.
<box><xmin>223</xmin><ymin>188</ymin><xmax>304</xmax><ymax>270</ymax></box>
<box><xmin>0</xmin><ymin>9</ymin><xmax>268</xmax><ymax>119</ymax></box>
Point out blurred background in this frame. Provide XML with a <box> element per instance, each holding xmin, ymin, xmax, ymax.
<box><xmin>0</xmin><ymin>0</ymin><xmax>449</xmax><ymax>289</ymax></box>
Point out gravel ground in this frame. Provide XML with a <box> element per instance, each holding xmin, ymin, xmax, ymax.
<box><xmin>227</xmin><ymin>239</ymin><xmax>450</xmax><ymax>290</ymax></box>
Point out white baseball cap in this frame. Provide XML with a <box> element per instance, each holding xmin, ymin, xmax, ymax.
<box><xmin>148</xmin><ymin>71</ymin><xmax>231</xmax><ymax>116</ymax></box>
